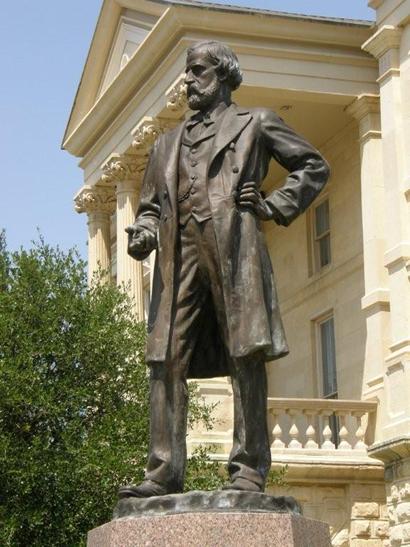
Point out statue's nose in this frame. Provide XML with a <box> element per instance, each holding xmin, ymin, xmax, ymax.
<box><xmin>185</xmin><ymin>71</ymin><xmax>194</xmax><ymax>85</ymax></box>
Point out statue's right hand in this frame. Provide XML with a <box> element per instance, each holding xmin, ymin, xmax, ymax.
<box><xmin>125</xmin><ymin>225</ymin><xmax>157</xmax><ymax>257</ymax></box>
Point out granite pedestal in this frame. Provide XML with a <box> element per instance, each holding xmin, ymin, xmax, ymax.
<box><xmin>87</xmin><ymin>491</ymin><xmax>331</xmax><ymax>546</ymax></box>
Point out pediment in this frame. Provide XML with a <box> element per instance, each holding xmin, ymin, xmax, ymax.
<box><xmin>98</xmin><ymin>11</ymin><xmax>157</xmax><ymax>98</ymax></box>
<box><xmin>63</xmin><ymin>0</ymin><xmax>165</xmax><ymax>145</ymax></box>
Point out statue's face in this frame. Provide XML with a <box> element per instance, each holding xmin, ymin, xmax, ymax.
<box><xmin>185</xmin><ymin>48</ymin><xmax>222</xmax><ymax>111</ymax></box>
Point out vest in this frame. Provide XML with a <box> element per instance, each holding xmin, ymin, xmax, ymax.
<box><xmin>177</xmin><ymin>109</ymin><xmax>225</xmax><ymax>226</ymax></box>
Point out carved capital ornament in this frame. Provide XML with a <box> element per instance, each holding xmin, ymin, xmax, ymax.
<box><xmin>74</xmin><ymin>186</ymin><xmax>116</xmax><ymax>215</ymax></box>
<box><xmin>165</xmin><ymin>74</ymin><xmax>188</xmax><ymax>114</ymax></box>
<box><xmin>101</xmin><ymin>153</ymin><xmax>147</xmax><ymax>184</ymax></box>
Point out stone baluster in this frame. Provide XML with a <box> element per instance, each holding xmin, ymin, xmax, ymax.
<box><xmin>352</xmin><ymin>410</ymin><xmax>367</xmax><ymax>452</ymax></box>
<box><xmin>271</xmin><ymin>410</ymin><xmax>285</xmax><ymax>449</ymax></box>
<box><xmin>335</xmin><ymin>411</ymin><xmax>352</xmax><ymax>450</ymax></box>
<box><xmin>102</xmin><ymin>153</ymin><xmax>146</xmax><ymax>321</ymax></box>
<box><xmin>74</xmin><ymin>186</ymin><xmax>116</xmax><ymax>284</ymax></box>
<box><xmin>320</xmin><ymin>411</ymin><xmax>336</xmax><ymax>450</ymax></box>
<box><xmin>303</xmin><ymin>410</ymin><xmax>319</xmax><ymax>449</ymax></box>
<box><xmin>287</xmin><ymin>409</ymin><xmax>302</xmax><ymax>449</ymax></box>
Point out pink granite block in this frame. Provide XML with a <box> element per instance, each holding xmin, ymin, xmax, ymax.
<box><xmin>88</xmin><ymin>513</ymin><xmax>331</xmax><ymax>546</ymax></box>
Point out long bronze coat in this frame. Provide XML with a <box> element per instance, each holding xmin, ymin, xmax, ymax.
<box><xmin>131</xmin><ymin>104</ymin><xmax>330</xmax><ymax>378</ymax></box>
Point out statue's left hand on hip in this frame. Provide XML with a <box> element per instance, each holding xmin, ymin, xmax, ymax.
<box><xmin>236</xmin><ymin>181</ymin><xmax>273</xmax><ymax>221</ymax></box>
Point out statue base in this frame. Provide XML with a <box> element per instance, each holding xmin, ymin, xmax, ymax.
<box><xmin>87</xmin><ymin>491</ymin><xmax>331</xmax><ymax>546</ymax></box>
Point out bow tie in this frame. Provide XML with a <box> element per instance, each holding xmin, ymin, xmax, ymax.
<box><xmin>187</xmin><ymin>114</ymin><xmax>214</xmax><ymax>129</ymax></box>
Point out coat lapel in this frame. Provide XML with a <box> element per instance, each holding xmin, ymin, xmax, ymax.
<box><xmin>209</xmin><ymin>103</ymin><xmax>252</xmax><ymax>167</ymax></box>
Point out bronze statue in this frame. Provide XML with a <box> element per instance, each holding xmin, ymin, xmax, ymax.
<box><xmin>121</xmin><ymin>41</ymin><xmax>330</xmax><ymax>498</ymax></box>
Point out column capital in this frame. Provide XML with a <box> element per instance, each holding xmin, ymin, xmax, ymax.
<box><xmin>131</xmin><ymin>117</ymin><xmax>162</xmax><ymax>152</ymax></box>
<box><xmin>362</xmin><ymin>25</ymin><xmax>402</xmax><ymax>60</ymax></box>
<box><xmin>346</xmin><ymin>94</ymin><xmax>380</xmax><ymax>121</ymax></box>
<box><xmin>362</xmin><ymin>25</ymin><xmax>402</xmax><ymax>83</ymax></box>
<box><xmin>346</xmin><ymin>95</ymin><xmax>381</xmax><ymax>143</ymax></box>
<box><xmin>131</xmin><ymin>116</ymin><xmax>180</xmax><ymax>152</ymax></box>
<box><xmin>101</xmin><ymin>153</ymin><xmax>146</xmax><ymax>185</ymax></box>
<box><xmin>165</xmin><ymin>74</ymin><xmax>188</xmax><ymax>115</ymax></box>
<box><xmin>74</xmin><ymin>185</ymin><xmax>116</xmax><ymax>215</ymax></box>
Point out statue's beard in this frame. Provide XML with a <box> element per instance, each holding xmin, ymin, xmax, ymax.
<box><xmin>187</xmin><ymin>80</ymin><xmax>220</xmax><ymax>111</ymax></box>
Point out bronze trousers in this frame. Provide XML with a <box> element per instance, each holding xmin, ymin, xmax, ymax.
<box><xmin>145</xmin><ymin>217</ymin><xmax>271</xmax><ymax>492</ymax></box>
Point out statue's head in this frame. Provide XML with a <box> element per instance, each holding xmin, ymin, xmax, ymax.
<box><xmin>185</xmin><ymin>41</ymin><xmax>243</xmax><ymax>112</ymax></box>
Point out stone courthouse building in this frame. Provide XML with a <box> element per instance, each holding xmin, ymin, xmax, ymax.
<box><xmin>63</xmin><ymin>0</ymin><xmax>410</xmax><ymax>544</ymax></box>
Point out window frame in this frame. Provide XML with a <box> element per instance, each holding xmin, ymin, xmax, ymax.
<box><xmin>312</xmin><ymin>310</ymin><xmax>339</xmax><ymax>447</ymax></box>
<box><xmin>307</xmin><ymin>194</ymin><xmax>332</xmax><ymax>276</ymax></box>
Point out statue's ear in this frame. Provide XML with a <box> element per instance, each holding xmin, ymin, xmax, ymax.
<box><xmin>215</xmin><ymin>62</ymin><xmax>228</xmax><ymax>83</ymax></box>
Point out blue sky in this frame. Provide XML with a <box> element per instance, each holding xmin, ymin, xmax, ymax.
<box><xmin>0</xmin><ymin>1</ymin><xmax>374</xmax><ymax>259</ymax></box>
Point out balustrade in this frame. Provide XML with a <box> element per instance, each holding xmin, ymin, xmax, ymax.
<box><xmin>268</xmin><ymin>398</ymin><xmax>377</xmax><ymax>458</ymax></box>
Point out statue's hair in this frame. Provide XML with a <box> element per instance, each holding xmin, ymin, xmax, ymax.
<box><xmin>187</xmin><ymin>41</ymin><xmax>243</xmax><ymax>91</ymax></box>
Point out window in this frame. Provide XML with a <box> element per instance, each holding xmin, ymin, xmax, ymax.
<box><xmin>320</xmin><ymin>317</ymin><xmax>337</xmax><ymax>399</ymax></box>
<box><xmin>314</xmin><ymin>199</ymin><xmax>331</xmax><ymax>270</ymax></box>
<box><xmin>318</xmin><ymin>315</ymin><xmax>339</xmax><ymax>446</ymax></box>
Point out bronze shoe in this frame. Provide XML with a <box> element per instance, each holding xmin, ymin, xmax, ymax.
<box><xmin>221</xmin><ymin>477</ymin><xmax>261</xmax><ymax>492</ymax></box>
<box><xmin>118</xmin><ymin>480</ymin><xmax>169</xmax><ymax>499</ymax></box>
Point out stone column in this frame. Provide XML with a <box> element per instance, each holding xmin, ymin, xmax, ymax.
<box><xmin>74</xmin><ymin>186</ymin><xmax>115</xmax><ymax>284</ymax></box>
<box><xmin>364</xmin><ymin>8</ymin><xmax>410</xmax><ymax>544</ymax></box>
<box><xmin>363</xmin><ymin>24</ymin><xmax>410</xmax><ymax>440</ymax></box>
<box><xmin>102</xmin><ymin>154</ymin><xmax>145</xmax><ymax>321</ymax></box>
<box><xmin>346</xmin><ymin>95</ymin><xmax>390</xmax><ymax>438</ymax></box>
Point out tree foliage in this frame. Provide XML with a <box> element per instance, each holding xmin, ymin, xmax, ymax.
<box><xmin>0</xmin><ymin>234</ymin><xmax>287</xmax><ymax>546</ymax></box>
<box><xmin>0</xmin><ymin>235</ymin><xmax>220</xmax><ymax>546</ymax></box>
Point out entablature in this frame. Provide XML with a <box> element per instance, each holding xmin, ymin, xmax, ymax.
<box><xmin>63</xmin><ymin>0</ymin><xmax>377</xmax><ymax>162</ymax></box>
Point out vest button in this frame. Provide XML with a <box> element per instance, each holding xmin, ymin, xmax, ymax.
<box><xmin>232</xmin><ymin>166</ymin><xmax>239</xmax><ymax>173</ymax></box>
<box><xmin>163</xmin><ymin>190</ymin><xmax>168</xmax><ymax>198</ymax></box>
<box><xmin>191</xmin><ymin>160</ymin><xmax>198</xmax><ymax>167</ymax></box>
<box><xmin>229</xmin><ymin>142</ymin><xmax>235</xmax><ymax>150</ymax></box>
<box><xmin>190</xmin><ymin>174</ymin><xmax>197</xmax><ymax>181</ymax></box>
<box><xmin>191</xmin><ymin>148</ymin><xmax>198</xmax><ymax>154</ymax></box>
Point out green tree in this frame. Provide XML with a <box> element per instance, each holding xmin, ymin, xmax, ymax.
<box><xmin>0</xmin><ymin>234</ymin><xmax>219</xmax><ymax>547</ymax></box>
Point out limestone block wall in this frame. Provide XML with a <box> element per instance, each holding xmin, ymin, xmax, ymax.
<box><xmin>269</xmin><ymin>481</ymin><xmax>388</xmax><ymax>546</ymax></box>
<box><xmin>375</xmin><ymin>448</ymin><xmax>410</xmax><ymax>547</ymax></box>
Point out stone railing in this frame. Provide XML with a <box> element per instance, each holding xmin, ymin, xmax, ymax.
<box><xmin>268</xmin><ymin>398</ymin><xmax>378</xmax><ymax>459</ymax></box>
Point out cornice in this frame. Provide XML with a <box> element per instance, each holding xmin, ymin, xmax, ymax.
<box><xmin>362</xmin><ymin>24</ymin><xmax>402</xmax><ymax>58</ymax></box>
<box><xmin>74</xmin><ymin>186</ymin><xmax>116</xmax><ymax>215</ymax></box>
<box><xmin>63</xmin><ymin>4</ymin><xmax>375</xmax><ymax>158</ymax></box>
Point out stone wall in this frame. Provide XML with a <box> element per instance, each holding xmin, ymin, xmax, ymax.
<box><xmin>269</xmin><ymin>479</ymin><xmax>388</xmax><ymax>546</ymax></box>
